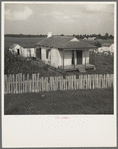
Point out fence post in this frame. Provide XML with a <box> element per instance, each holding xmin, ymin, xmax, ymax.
<box><xmin>23</xmin><ymin>74</ymin><xmax>25</xmax><ymax>93</ymax></box>
<box><xmin>73</xmin><ymin>75</ymin><xmax>76</xmax><ymax>90</ymax></box>
<box><xmin>92</xmin><ymin>75</ymin><xmax>94</xmax><ymax>89</ymax></box>
<box><xmin>36</xmin><ymin>73</ymin><xmax>39</xmax><ymax>92</ymax></box>
<box><xmin>79</xmin><ymin>75</ymin><xmax>82</xmax><ymax>89</ymax></box>
<box><xmin>99</xmin><ymin>74</ymin><xmax>102</xmax><ymax>89</ymax></box>
<box><xmin>18</xmin><ymin>74</ymin><xmax>20</xmax><ymax>93</ymax></box>
<box><xmin>65</xmin><ymin>76</ymin><xmax>68</xmax><ymax>90</ymax></box>
<box><xmin>27</xmin><ymin>74</ymin><xmax>29</xmax><ymax>92</ymax></box>
<box><xmin>8</xmin><ymin>75</ymin><xmax>11</xmax><ymax>94</ymax></box>
<box><xmin>69</xmin><ymin>76</ymin><xmax>71</xmax><ymax>90</ymax></box>
<box><xmin>20</xmin><ymin>73</ymin><xmax>22</xmax><ymax>93</ymax></box>
<box><xmin>10</xmin><ymin>74</ymin><xmax>13</xmax><ymax>94</ymax></box>
<box><xmin>111</xmin><ymin>74</ymin><xmax>113</xmax><ymax>88</ymax></box>
<box><xmin>34</xmin><ymin>74</ymin><xmax>36</xmax><ymax>92</ymax></box>
<box><xmin>84</xmin><ymin>75</ymin><xmax>87</xmax><ymax>89</ymax></box>
<box><xmin>4</xmin><ymin>75</ymin><xmax>7</xmax><ymax>94</ymax></box>
<box><xmin>50</xmin><ymin>77</ymin><xmax>52</xmax><ymax>91</ymax></box>
<box><xmin>39</xmin><ymin>78</ymin><xmax>42</xmax><ymax>92</ymax></box>
<box><xmin>96</xmin><ymin>74</ymin><xmax>98</xmax><ymax>89</ymax></box>
<box><xmin>15</xmin><ymin>74</ymin><xmax>18</xmax><ymax>93</ymax></box>
<box><xmin>12</xmin><ymin>74</ymin><xmax>15</xmax><ymax>93</ymax></box>
<box><xmin>71</xmin><ymin>75</ymin><xmax>73</xmax><ymax>90</ymax></box>
<box><xmin>32</xmin><ymin>74</ymin><xmax>34</xmax><ymax>92</ymax></box>
<box><xmin>108</xmin><ymin>74</ymin><xmax>111</xmax><ymax>87</ymax></box>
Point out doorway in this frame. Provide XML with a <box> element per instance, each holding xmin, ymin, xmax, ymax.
<box><xmin>76</xmin><ymin>50</ymin><xmax>82</xmax><ymax>64</ymax></box>
<box><xmin>72</xmin><ymin>50</ymin><xmax>74</xmax><ymax>65</ymax></box>
<box><xmin>36</xmin><ymin>48</ymin><xmax>41</xmax><ymax>60</ymax></box>
<box><xmin>17</xmin><ymin>49</ymin><xmax>20</xmax><ymax>55</ymax></box>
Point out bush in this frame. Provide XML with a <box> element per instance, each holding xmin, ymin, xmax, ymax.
<box><xmin>94</xmin><ymin>41</ymin><xmax>101</xmax><ymax>48</ymax></box>
<box><xmin>4</xmin><ymin>48</ymin><xmax>57</xmax><ymax>77</ymax></box>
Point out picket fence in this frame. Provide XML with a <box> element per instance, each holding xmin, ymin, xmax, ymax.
<box><xmin>4</xmin><ymin>73</ymin><xmax>114</xmax><ymax>94</ymax></box>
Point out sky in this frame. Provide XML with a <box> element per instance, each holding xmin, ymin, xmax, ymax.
<box><xmin>4</xmin><ymin>2</ymin><xmax>115</xmax><ymax>35</ymax></box>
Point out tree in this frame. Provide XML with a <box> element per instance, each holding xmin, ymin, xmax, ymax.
<box><xmin>94</xmin><ymin>41</ymin><xmax>101</xmax><ymax>48</ymax></box>
<box><xmin>105</xmin><ymin>33</ymin><xmax>109</xmax><ymax>40</ymax></box>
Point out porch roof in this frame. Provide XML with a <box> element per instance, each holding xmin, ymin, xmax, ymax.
<box><xmin>35</xmin><ymin>36</ymin><xmax>96</xmax><ymax>49</ymax></box>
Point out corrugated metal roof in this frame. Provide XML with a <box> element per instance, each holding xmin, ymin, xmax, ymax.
<box><xmin>35</xmin><ymin>36</ymin><xmax>96</xmax><ymax>49</ymax></box>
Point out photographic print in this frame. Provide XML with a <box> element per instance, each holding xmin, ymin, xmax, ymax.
<box><xmin>2</xmin><ymin>1</ymin><xmax>117</xmax><ymax>147</ymax></box>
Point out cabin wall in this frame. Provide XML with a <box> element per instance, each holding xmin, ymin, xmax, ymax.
<box><xmin>41</xmin><ymin>47</ymin><xmax>47</xmax><ymax>61</ymax></box>
<box><xmin>64</xmin><ymin>50</ymin><xmax>73</xmax><ymax>66</ymax></box>
<box><xmin>22</xmin><ymin>49</ymin><xmax>28</xmax><ymax>57</ymax></box>
<box><xmin>23</xmin><ymin>48</ymin><xmax>36</xmax><ymax>57</ymax></box>
<box><xmin>41</xmin><ymin>47</ymin><xmax>51</xmax><ymax>64</ymax></box>
<box><xmin>82</xmin><ymin>50</ymin><xmax>89</xmax><ymax>64</ymax></box>
<box><xmin>50</xmin><ymin>48</ymin><xmax>60</xmax><ymax>68</ymax></box>
<box><xmin>59</xmin><ymin>50</ymin><xmax>73</xmax><ymax>66</ymax></box>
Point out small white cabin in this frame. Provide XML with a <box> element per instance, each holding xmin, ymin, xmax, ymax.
<box><xmin>9</xmin><ymin>44</ymin><xmax>36</xmax><ymax>58</ymax></box>
<box><xmin>9</xmin><ymin>44</ymin><xmax>24</xmax><ymax>55</ymax></box>
<box><xmin>35</xmin><ymin>35</ymin><xmax>96</xmax><ymax>71</ymax></box>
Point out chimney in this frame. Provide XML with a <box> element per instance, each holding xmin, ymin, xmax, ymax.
<box><xmin>47</xmin><ymin>32</ymin><xmax>52</xmax><ymax>38</ymax></box>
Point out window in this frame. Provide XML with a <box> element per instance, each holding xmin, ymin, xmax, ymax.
<box><xmin>46</xmin><ymin>49</ymin><xmax>50</xmax><ymax>59</ymax></box>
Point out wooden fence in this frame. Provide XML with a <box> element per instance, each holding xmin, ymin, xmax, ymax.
<box><xmin>4</xmin><ymin>73</ymin><xmax>114</xmax><ymax>94</ymax></box>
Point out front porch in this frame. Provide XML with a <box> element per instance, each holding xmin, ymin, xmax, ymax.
<box><xmin>59</xmin><ymin>64</ymin><xmax>95</xmax><ymax>72</ymax></box>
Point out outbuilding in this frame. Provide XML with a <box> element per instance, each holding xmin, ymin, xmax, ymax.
<box><xmin>35</xmin><ymin>35</ymin><xmax>96</xmax><ymax>72</ymax></box>
<box><xmin>9</xmin><ymin>44</ymin><xmax>24</xmax><ymax>55</ymax></box>
<box><xmin>9</xmin><ymin>44</ymin><xmax>36</xmax><ymax>58</ymax></box>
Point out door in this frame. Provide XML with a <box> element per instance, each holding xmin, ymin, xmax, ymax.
<box><xmin>36</xmin><ymin>48</ymin><xmax>41</xmax><ymax>60</ymax></box>
<box><xmin>72</xmin><ymin>50</ymin><xmax>74</xmax><ymax>65</ymax></box>
<box><xmin>76</xmin><ymin>50</ymin><xmax>82</xmax><ymax>64</ymax></box>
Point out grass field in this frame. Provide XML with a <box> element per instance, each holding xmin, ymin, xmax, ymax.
<box><xmin>4</xmin><ymin>88</ymin><xmax>113</xmax><ymax>115</ymax></box>
<box><xmin>85</xmin><ymin>39</ymin><xmax>114</xmax><ymax>46</ymax></box>
<box><xmin>5</xmin><ymin>37</ymin><xmax>45</xmax><ymax>48</ymax></box>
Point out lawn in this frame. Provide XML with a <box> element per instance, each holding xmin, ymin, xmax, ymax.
<box><xmin>4</xmin><ymin>88</ymin><xmax>113</xmax><ymax>115</ymax></box>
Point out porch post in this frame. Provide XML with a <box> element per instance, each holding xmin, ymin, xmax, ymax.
<box><xmin>85</xmin><ymin>49</ymin><xmax>86</xmax><ymax>68</ymax></box>
<box><xmin>74</xmin><ymin>50</ymin><xmax>75</xmax><ymax>68</ymax></box>
<box><xmin>63</xmin><ymin>49</ymin><xmax>64</xmax><ymax>71</ymax></box>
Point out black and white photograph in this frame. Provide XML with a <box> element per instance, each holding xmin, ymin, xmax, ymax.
<box><xmin>2</xmin><ymin>1</ymin><xmax>117</xmax><ymax>147</ymax></box>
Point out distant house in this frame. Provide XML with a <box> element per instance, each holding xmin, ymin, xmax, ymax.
<box><xmin>109</xmin><ymin>44</ymin><xmax>114</xmax><ymax>54</ymax></box>
<box><xmin>9</xmin><ymin>44</ymin><xmax>36</xmax><ymax>58</ymax></box>
<box><xmin>83</xmin><ymin>37</ymin><xmax>88</xmax><ymax>40</ymax></box>
<box><xmin>102</xmin><ymin>43</ymin><xmax>112</xmax><ymax>47</ymax></box>
<box><xmin>35</xmin><ymin>33</ymin><xmax>96</xmax><ymax>71</ymax></box>
<box><xmin>88</xmin><ymin>37</ymin><xmax>96</xmax><ymax>40</ymax></box>
<box><xmin>97</xmin><ymin>43</ymin><xmax>114</xmax><ymax>55</ymax></box>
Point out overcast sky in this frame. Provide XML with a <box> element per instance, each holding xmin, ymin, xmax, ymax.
<box><xmin>4</xmin><ymin>2</ymin><xmax>115</xmax><ymax>35</ymax></box>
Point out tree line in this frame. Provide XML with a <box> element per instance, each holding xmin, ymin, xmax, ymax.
<box><xmin>5</xmin><ymin>34</ymin><xmax>47</xmax><ymax>38</ymax></box>
<box><xmin>74</xmin><ymin>33</ymin><xmax>114</xmax><ymax>40</ymax></box>
<box><xmin>5</xmin><ymin>33</ymin><xmax>114</xmax><ymax>40</ymax></box>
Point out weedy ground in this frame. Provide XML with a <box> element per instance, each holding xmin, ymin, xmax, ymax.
<box><xmin>4</xmin><ymin>88</ymin><xmax>113</xmax><ymax>115</ymax></box>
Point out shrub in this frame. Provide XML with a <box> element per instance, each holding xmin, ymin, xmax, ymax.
<box><xmin>94</xmin><ymin>41</ymin><xmax>102</xmax><ymax>48</ymax></box>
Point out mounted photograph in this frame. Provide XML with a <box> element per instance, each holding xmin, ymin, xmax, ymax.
<box><xmin>2</xmin><ymin>1</ymin><xmax>117</xmax><ymax>148</ymax></box>
<box><xmin>4</xmin><ymin>2</ymin><xmax>115</xmax><ymax>115</ymax></box>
